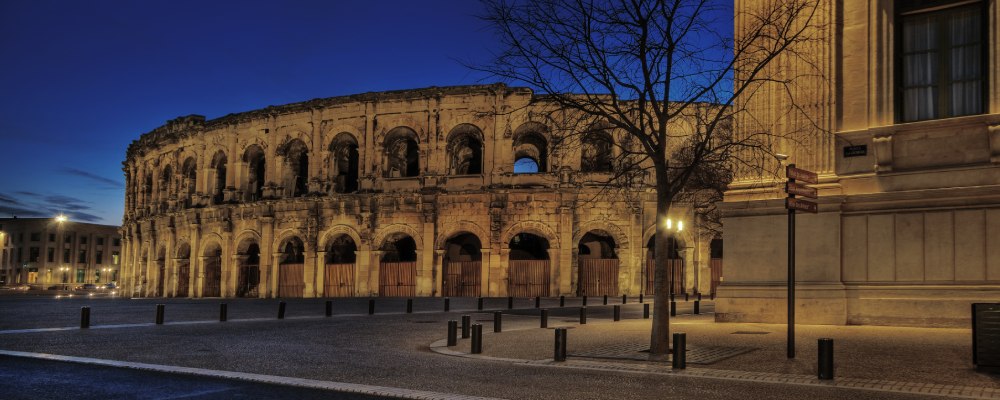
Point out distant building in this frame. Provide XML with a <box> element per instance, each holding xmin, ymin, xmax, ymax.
<box><xmin>721</xmin><ymin>0</ymin><xmax>999</xmax><ymax>327</ymax></box>
<box><xmin>0</xmin><ymin>218</ymin><xmax>122</xmax><ymax>287</ymax></box>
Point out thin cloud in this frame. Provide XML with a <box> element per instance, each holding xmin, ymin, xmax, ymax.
<box><xmin>57</xmin><ymin>167</ymin><xmax>125</xmax><ymax>189</ymax></box>
<box><xmin>0</xmin><ymin>192</ymin><xmax>104</xmax><ymax>223</ymax></box>
<box><xmin>14</xmin><ymin>191</ymin><xmax>41</xmax><ymax>197</ymax></box>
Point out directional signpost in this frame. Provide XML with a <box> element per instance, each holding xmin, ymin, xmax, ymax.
<box><xmin>784</xmin><ymin>164</ymin><xmax>818</xmax><ymax>359</ymax></box>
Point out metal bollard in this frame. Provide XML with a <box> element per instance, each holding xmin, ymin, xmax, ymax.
<box><xmin>603</xmin><ymin>295</ymin><xmax>608</xmax><ymax>305</ymax></box>
<box><xmin>639</xmin><ymin>293</ymin><xmax>644</xmax><ymax>303</ymax></box>
<box><xmin>672</xmin><ymin>332</ymin><xmax>686</xmax><ymax>369</ymax></box>
<box><xmin>818</xmin><ymin>338</ymin><xmax>834</xmax><ymax>380</ymax></box>
<box><xmin>540</xmin><ymin>309</ymin><xmax>549</xmax><ymax>328</ymax></box>
<box><xmin>494</xmin><ymin>311</ymin><xmax>503</xmax><ymax>333</ymax></box>
<box><xmin>580</xmin><ymin>307</ymin><xmax>587</xmax><ymax>324</ymax></box>
<box><xmin>671</xmin><ymin>293</ymin><xmax>676</xmax><ymax>302</ymax></box>
<box><xmin>622</xmin><ymin>294</ymin><xmax>627</xmax><ymax>304</ymax></box>
<box><xmin>444</xmin><ymin>297</ymin><xmax>450</xmax><ymax>312</ymax></box>
<box><xmin>278</xmin><ymin>301</ymin><xmax>286</xmax><ymax>319</ymax></box>
<box><xmin>155</xmin><ymin>304</ymin><xmax>165</xmax><ymax>325</ymax></box>
<box><xmin>80</xmin><ymin>306</ymin><xmax>90</xmax><ymax>329</ymax></box>
<box><xmin>368</xmin><ymin>299</ymin><xmax>375</xmax><ymax>315</ymax></box>
<box><xmin>560</xmin><ymin>296</ymin><xmax>565</xmax><ymax>307</ymax></box>
<box><xmin>670</xmin><ymin>301</ymin><xmax>677</xmax><ymax>316</ymax></box>
<box><xmin>613</xmin><ymin>305</ymin><xmax>621</xmax><ymax>321</ymax></box>
<box><xmin>643</xmin><ymin>303</ymin><xmax>650</xmax><ymax>319</ymax></box>
<box><xmin>220</xmin><ymin>303</ymin><xmax>228</xmax><ymax>322</ymax></box>
<box><xmin>477</xmin><ymin>297</ymin><xmax>484</xmax><ymax>310</ymax></box>
<box><xmin>461</xmin><ymin>315</ymin><xmax>471</xmax><ymax>339</ymax></box>
<box><xmin>325</xmin><ymin>300</ymin><xmax>332</xmax><ymax>317</ymax></box>
<box><xmin>697</xmin><ymin>292</ymin><xmax>702</xmax><ymax>301</ymax></box>
<box><xmin>554</xmin><ymin>328</ymin><xmax>567</xmax><ymax>362</ymax></box>
<box><xmin>694</xmin><ymin>300</ymin><xmax>700</xmax><ymax>314</ymax></box>
<box><xmin>535</xmin><ymin>296</ymin><xmax>540</xmax><ymax>308</ymax></box>
<box><xmin>507</xmin><ymin>296</ymin><xmax>513</xmax><ymax>309</ymax></box>
<box><xmin>471</xmin><ymin>324</ymin><xmax>483</xmax><ymax>354</ymax></box>
<box><xmin>684</xmin><ymin>292</ymin><xmax>689</xmax><ymax>302</ymax></box>
<box><xmin>447</xmin><ymin>320</ymin><xmax>458</xmax><ymax>346</ymax></box>
<box><xmin>582</xmin><ymin>295</ymin><xmax>588</xmax><ymax>306</ymax></box>
<box><xmin>406</xmin><ymin>298</ymin><xmax>413</xmax><ymax>314</ymax></box>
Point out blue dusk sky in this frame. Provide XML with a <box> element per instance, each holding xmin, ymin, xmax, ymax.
<box><xmin>0</xmin><ymin>0</ymin><xmax>494</xmax><ymax>225</ymax></box>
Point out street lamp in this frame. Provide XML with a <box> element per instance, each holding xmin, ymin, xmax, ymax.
<box><xmin>55</xmin><ymin>215</ymin><xmax>67</xmax><ymax>223</ymax></box>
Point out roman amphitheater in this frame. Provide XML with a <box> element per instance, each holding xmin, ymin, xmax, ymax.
<box><xmin>120</xmin><ymin>84</ymin><xmax>720</xmax><ymax>299</ymax></box>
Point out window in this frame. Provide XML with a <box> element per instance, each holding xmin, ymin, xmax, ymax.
<box><xmin>48</xmin><ymin>233</ymin><xmax>55</xmax><ymax>242</ymax></box>
<box><xmin>30</xmin><ymin>232</ymin><xmax>40</xmax><ymax>242</ymax></box>
<box><xmin>78</xmin><ymin>249</ymin><xmax>87</xmax><ymax>264</ymax></box>
<box><xmin>76</xmin><ymin>269</ymin><xmax>84</xmax><ymax>283</ymax></box>
<box><xmin>113</xmin><ymin>238</ymin><xmax>121</xmax><ymax>247</ymax></box>
<box><xmin>96</xmin><ymin>250</ymin><xmax>103</xmax><ymax>264</ymax></box>
<box><xmin>97</xmin><ymin>237</ymin><xmax>104</xmax><ymax>246</ymax></box>
<box><xmin>80</xmin><ymin>236</ymin><xmax>88</xmax><ymax>245</ymax></box>
<box><xmin>47</xmin><ymin>248</ymin><xmax>55</xmax><ymax>263</ymax></box>
<box><xmin>28</xmin><ymin>247</ymin><xmax>39</xmax><ymax>263</ymax></box>
<box><xmin>112</xmin><ymin>251</ymin><xmax>120</xmax><ymax>265</ymax></box>
<box><xmin>64</xmin><ymin>234</ymin><xmax>72</xmax><ymax>243</ymax></box>
<box><xmin>16</xmin><ymin>248</ymin><xmax>22</xmax><ymax>263</ymax></box>
<box><xmin>63</xmin><ymin>249</ymin><xmax>70</xmax><ymax>263</ymax></box>
<box><xmin>897</xmin><ymin>0</ymin><xmax>987</xmax><ymax>122</ymax></box>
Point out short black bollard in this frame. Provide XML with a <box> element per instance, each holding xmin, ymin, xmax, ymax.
<box><xmin>494</xmin><ymin>311</ymin><xmax>503</xmax><ymax>333</ymax></box>
<box><xmin>622</xmin><ymin>294</ymin><xmax>627</xmax><ymax>304</ymax></box>
<box><xmin>80</xmin><ymin>306</ymin><xmax>90</xmax><ymax>329</ymax></box>
<box><xmin>554</xmin><ymin>328</ymin><xmax>567</xmax><ymax>362</ymax></box>
<box><xmin>447</xmin><ymin>320</ymin><xmax>458</xmax><ymax>346</ymax></box>
<box><xmin>559</xmin><ymin>296</ymin><xmax>565</xmax><ymax>307</ymax></box>
<box><xmin>444</xmin><ymin>297</ymin><xmax>450</xmax><ymax>312</ymax></box>
<box><xmin>155</xmin><ymin>304</ymin><xmax>165</xmax><ymax>325</ymax></box>
<box><xmin>477</xmin><ymin>297</ymin><xmax>484</xmax><ymax>310</ymax></box>
<box><xmin>540</xmin><ymin>309</ymin><xmax>549</xmax><ymax>328</ymax></box>
<box><xmin>368</xmin><ymin>299</ymin><xmax>375</xmax><ymax>315</ymax></box>
<box><xmin>461</xmin><ymin>315</ymin><xmax>471</xmax><ymax>339</ymax></box>
<box><xmin>325</xmin><ymin>300</ymin><xmax>332</xmax><ymax>317</ymax></box>
<box><xmin>670</xmin><ymin>301</ymin><xmax>677</xmax><ymax>316</ymax></box>
<box><xmin>579</xmin><ymin>307</ymin><xmax>587</xmax><ymax>324</ymax></box>
<box><xmin>220</xmin><ymin>303</ymin><xmax>228</xmax><ymax>322</ymax></box>
<box><xmin>507</xmin><ymin>296</ymin><xmax>513</xmax><ymax>309</ymax></box>
<box><xmin>818</xmin><ymin>338</ymin><xmax>834</xmax><ymax>380</ymax></box>
<box><xmin>684</xmin><ymin>292</ymin><xmax>689</xmax><ymax>302</ymax></box>
<box><xmin>471</xmin><ymin>324</ymin><xmax>483</xmax><ymax>354</ymax></box>
<box><xmin>582</xmin><ymin>295</ymin><xmax>588</xmax><ymax>306</ymax></box>
<box><xmin>670</xmin><ymin>293</ymin><xmax>676</xmax><ymax>302</ymax></box>
<box><xmin>643</xmin><ymin>303</ymin><xmax>650</xmax><ymax>319</ymax></box>
<box><xmin>697</xmin><ymin>292</ymin><xmax>702</xmax><ymax>301</ymax></box>
<box><xmin>278</xmin><ymin>301</ymin><xmax>286</xmax><ymax>319</ymax></box>
<box><xmin>406</xmin><ymin>298</ymin><xmax>413</xmax><ymax>314</ymax></box>
<box><xmin>639</xmin><ymin>293</ymin><xmax>644</xmax><ymax>303</ymax></box>
<box><xmin>613</xmin><ymin>305</ymin><xmax>621</xmax><ymax>321</ymax></box>
<box><xmin>694</xmin><ymin>300</ymin><xmax>700</xmax><ymax>315</ymax></box>
<box><xmin>672</xmin><ymin>332</ymin><xmax>686</xmax><ymax>369</ymax></box>
<box><xmin>603</xmin><ymin>295</ymin><xmax>608</xmax><ymax>305</ymax></box>
<box><xmin>535</xmin><ymin>296</ymin><xmax>540</xmax><ymax>308</ymax></box>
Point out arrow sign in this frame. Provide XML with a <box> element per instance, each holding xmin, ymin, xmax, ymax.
<box><xmin>785</xmin><ymin>182</ymin><xmax>817</xmax><ymax>199</ymax></box>
<box><xmin>786</xmin><ymin>166</ymin><xmax>818</xmax><ymax>184</ymax></box>
<box><xmin>786</xmin><ymin>197</ymin><xmax>818</xmax><ymax>213</ymax></box>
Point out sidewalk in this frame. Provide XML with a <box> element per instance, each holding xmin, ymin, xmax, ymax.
<box><xmin>432</xmin><ymin>309</ymin><xmax>999</xmax><ymax>398</ymax></box>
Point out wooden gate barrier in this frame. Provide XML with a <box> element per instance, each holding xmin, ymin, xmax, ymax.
<box><xmin>644</xmin><ymin>258</ymin><xmax>684</xmax><ymax>295</ymax></box>
<box><xmin>578</xmin><ymin>258</ymin><xmax>619</xmax><ymax>296</ymax></box>
<box><xmin>443</xmin><ymin>261</ymin><xmax>482</xmax><ymax>297</ymax></box>
<box><xmin>508</xmin><ymin>260</ymin><xmax>550</xmax><ymax>298</ymax></box>
<box><xmin>324</xmin><ymin>263</ymin><xmax>356</xmax><ymax>297</ymax></box>
<box><xmin>278</xmin><ymin>263</ymin><xmax>305</xmax><ymax>298</ymax></box>
<box><xmin>379</xmin><ymin>261</ymin><xmax>416</xmax><ymax>297</ymax></box>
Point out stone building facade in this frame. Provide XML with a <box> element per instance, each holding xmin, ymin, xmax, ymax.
<box><xmin>720</xmin><ymin>0</ymin><xmax>1000</xmax><ymax>327</ymax></box>
<box><xmin>0</xmin><ymin>218</ymin><xmax>122</xmax><ymax>287</ymax></box>
<box><xmin>120</xmin><ymin>84</ymin><xmax>718</xmax><ymax>299</ymax></box>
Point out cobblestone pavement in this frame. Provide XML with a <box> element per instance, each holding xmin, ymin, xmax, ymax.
<box><xmin>0</xmin><ymin>295</ymin><xmax>995</xmax><ymax>399</ymax></box>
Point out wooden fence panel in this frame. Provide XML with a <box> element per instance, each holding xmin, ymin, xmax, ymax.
<box><xmin>644</xmin><ymin>258</ymin><xmax>684</xmax><ymax>295</ymax></box>
<box><xmin>176</xmin><ymin>263</ymin><xmax>190</xmax><ymax>298</ymax></box>
<box><xmin>379</xmin><ymin>261</ymin><xmax>416</xmax><ymax>297</ymax></box>
<box><xmin>578</xmin><ymin>259</ymin><xmax>619</xmax><ymax>296</ymax></box>
<box><xmin>710</xmin><ymin>258</ymin><xmax>723</xmax><ymax>294</ymax></box>
<box><xmin>236</xmin><ymin>265</ymin><xmax>259</xmax><ymax>298</ymax></box>
<box><xmin>443</xmin><ymin>261</ymin><xmax>482</xmax><ymax>297</ymax></box>
<box><xmin>278</xmin><ymin>263</ymin><xmax>305</xmax><ymax>298</ymax></box>
<box><xmin>508</xmin><ymin>260</ymin><xmax>550</xmax><ymax>298</ymax></box>
<box><xmin>324</xmin><ymin>263</ymin><xmax>356</xmax><ymax>297</ymax></box>
<box><xmin>203</xmin><ymin>258</ymin><xmax>222</xmax><ymax>297</ymax></box>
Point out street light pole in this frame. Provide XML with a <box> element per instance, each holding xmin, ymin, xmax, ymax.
<box><xmin>787</xmin><ymin>164</ymin><xmax>796</xmax><ymax>360</ymax></box>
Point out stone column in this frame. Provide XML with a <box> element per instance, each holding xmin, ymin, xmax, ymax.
<box><xmin>497</xmin><ymin>248</ymin><xmax>510</xmax><ymax>297</ymax></box>
<box><xmin>315</xmin><ymin>250</ymin><xmax>326</xmax><ymax>298</ymax></box>
<box><xmin>479</xmin><ymin>248</ymin><xmax>492</xmax><ymax>297</ymax></box>
<box><xmin>369</xmin><ymin>251</ymin><xmax>383</xmax><ymax>296</ymax></box>
<box><xmin>304</xmin><ymin>247</ymin><xmax>318</xmax><ymax>298</ymax></box>
<box><xmin>355</xmin><ymin>248</ymin><xmax>371</xmax><ymax>296</ymax></box>
<box><xmin>547</xmin><ymin>248</ymin><xmax>561</xmax><ymax>296</ymax></box>
<box><xmin>433</xmin><ymin>250</ymin><xmax>445</xmax><ymax>296</ymax></box>
<box><xmin>195</xmin><ymin>256</ymin><xmax>207</xmax><ymax>298</ymax></box>
<box><xmin>260</xmin><ymin>217</ymin><xmax>274</xmax><ymax>298</ymax></box>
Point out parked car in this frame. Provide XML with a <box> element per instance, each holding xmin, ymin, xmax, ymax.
<box><xmin>104</xmin><ymin>283</ymin><xmax>117</xmax><ymax>290</ymax></box>
<box><xmin>75</xmin><ymin>283</ymin><xmax>98</xmax><ymax>291</ymax></box>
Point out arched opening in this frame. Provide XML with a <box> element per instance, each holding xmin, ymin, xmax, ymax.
<box><xmin>202</xmin><ymin>243</ymin><xmax>222</xmax><ymax>297</ymax></box>
<box><xmin>577</xmin><ymin>231</ymin><xmax>619</xmax><ymax>296</ymax></box>
<box><xmin>645</xmin><ymin>235</ymin><xmax>683</xmax><ymax>296</ymax></box>
<box><xmin>277</xmin><ymin>236</ymin><xmax>306</xmax><ymax>297</ymax></box>
<box><xmin>384</xmin><ymin>127</ymin><xmax>420</xmax><ymax>178</ymax></box>
<box><xmin>508</xmin><ymin>233</ymin><xmax>550</xmax><ymax>297</ymax></box>
<box><xmin>513</xmin><ymin>123</ymin><xmax>549</xmax><ymax>174</ymax></box>
<box><xmin>180</xmin><ymin>157</ymin><xmax>197</xmax><ymax>207</ymax></box>
<box><xmin>159</xmin><ymin>165</ymin><xmax>173</xmax><ymax>210</ymax></box>
<box><xmin>155</xmin><ymin>247</ymin><xmax>166</xmax><ymax>297</ymax></box>
<box><xmin>580</xmin><ymin>130</ymin><xmax>613</xmax><ymax>172</ymax></box>
<box><xmin>236</xmin><ymin>240</ymin><xmax>260</xmax><ymax>298</ymax></box>
<box><xmin>329</xmin><ymin>133</ymin><xmax>360</xmax><ymax>193</ymax></box>
<box><xmin>279</xmin><ymin>139</ymin><xmax>309</xmax><ymax>197</ymax></box>
<box><xmin>447</xmin><ymin>124</ymin><xmax>484</xmax><ymax>175</ymax></box>
<box><xmin>442</xmin><ymin>233</ymin><xmax>483</xmax><ymax>297</ymax></box>
<box><xmin>378</xmin><ymin>233</ymin><xmax>417</xmax><ymax>296</ymax></box>
<box><xmin>324</xmin><ymin>234</ymin><xmax>357</xmax><ymax>297</ymax></box>
<box><xmin>243</xmin><ymin>145</ymin><xmax>266</xmax><ymax>201</ymax></box>
<box><xmin>175</xmin><ymin>243</ymin><xmax>191</xmax><ymax>297</ymax></box>
<box><xmin>210</xmin><ymin>151</ymin><xmax>228</xmax><ymax>205</ymax></box>
<box><xmin>143</xmin><ymin>174</ymin><xmax>153</xmax><ymax>211</ymax></box>
<box><xmin>710</xmin><ymin>237</ymin><xmax>723</xmax><ymax>295</ymax></box>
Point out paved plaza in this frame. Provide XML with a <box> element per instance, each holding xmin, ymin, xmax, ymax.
<box><xmin>0</xmin><ymin>293</ymin><xmax>996</xmax><ymax>399</ymax></box>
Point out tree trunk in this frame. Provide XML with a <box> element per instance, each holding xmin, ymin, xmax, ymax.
<box><xmin>649</xmin><ymin>163</ymin><xmax>672</xmax><ymax>357</ymax></box>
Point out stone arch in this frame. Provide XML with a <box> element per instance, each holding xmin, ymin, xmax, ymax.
<box><xmin>323</xmin><ymin>124</ymin><xmax>363</xmax><ymax>145</ymax></box>
<box><xmin>179</xmin><ymin>156</ymin><xmax>198</xmax><ymax>204</ymax></box>
<box><xmin>574</xmin><ymin>220</ymin><xmax>630</xmax><ymax>250</ymax></box>
<box><xmin>435</xmin><ymin>221</ymin><xmax>489</xmax><ymax>249</ymax></box>
<box><xmin>272</xmin><ymin>229</ymin><xmax>310</xmax><ymax>254</ymax></box>
<box><xmin>233</xmin><ymin>230</ymin><xmax>263</xmax><ymax>253</ymax></box>
<box><xmin>642</xmin><ymin>223</ymin><xmax>689</xmax><ymax>249</ymax></box>
<box><xmin>276</xmin><ymin>137</ymin><xmax>310</xmax><ymax>197</ymax></box>
<box><xmin>374</xmin><ymin>223</ymin><xmax>423</xmax><ymax>249</ymax></box>
<box><xmin>446</xmin><ymin>123</ymin><xmax>484</xmax><ymax>175</ymax></box>
<box><xmin>580</xmin><ymin>125</ymin><xmax>614</xmax><ymax>172</ymax></box>
<box><xmin>512</xmin><ymin>122</ymin><xmax>550</xmax><ymax>173</ymax></box>
<box><xmin>320</xmin><ymin>225</ymin><xmax>363</xmax><ymax>250</ymax></box>
<box><xmin>175</xmin><ymin>241</ymin><xmax>191</xmax><ymax>258</ymax></box>
<box><xmin>242</xmin><ymin>144</ymin><xmax>267</xmax><ymax>201</ymax></box>
<box><xmin>501</xmin><ymin>220</ymin><xmax>559</xmax><ymax>249</ymax></box>
<box><xmin>276</xmin><ymin>235</ymin><xmax>306</xmax><ymax>265</ymax></box>
<box><xmin>383</xmin><ymin>126</ymin><xmax>420</xmax><ymax>178</ymax></box>
<box><xmin>198</xmin><ymin>233</ymin><xmax>224</xmax><ymax>257</ymax></box>
<box><xmin>328</xmin><ymin>132</ymin><xmax>360</xmax><ymax>193</ymax></box>
<box><xmin>209</xmin><ymin>150</ymin><xmax>228</xmax><ymax>204</ymax></box>
<box><xmin>275</xmin><ymin>127</ymin><xmax>313</xmax><ymax>150</ymax></box>
<box><xmin>200</xmin><ymin>239</ymin><xmax>223</xmax><ymax>298</ymax></box>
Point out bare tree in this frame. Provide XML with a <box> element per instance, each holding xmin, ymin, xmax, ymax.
<box><xmin>477</xmin><ymin>0</ymin><xmax>822</xmax><ymax>356</ymax></box>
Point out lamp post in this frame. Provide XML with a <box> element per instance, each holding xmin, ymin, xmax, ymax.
<box><xmin>662</xmin><ymin>217</ymin><xmax>685</xmax><ymax>297</ymax></box>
